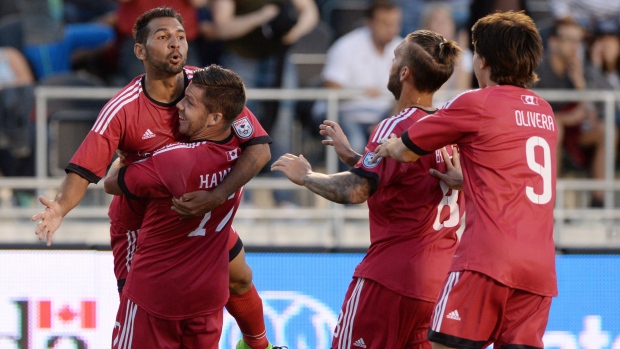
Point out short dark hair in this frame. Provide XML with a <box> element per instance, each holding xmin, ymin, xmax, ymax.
<box><xmin>133</xmin><ymin>7</ymin><xmax>184</xmax><ymax>44</ymax></box>
<box><xmin>402</xmin><ymin>30</ymin><xmax>462</xmax><ymax>93</ymax></box>
<box><xmin>472</xmin><ymin>11</ymin><xmax>543</xmax><ymax>88</ymax></box>
<box><xmin>191</xmin><ymin>65</ymin><xmax>246</xmax><ymax>126</ymax></box>
<box><xmin>549</xmin><ymin>17</ymin><xmax>583</xmax><ymax>38</ymax></box>
<box><xmin>365</xmin><ymin>0</ymin><xmax>399</xmax><ymax>19</ymax></box>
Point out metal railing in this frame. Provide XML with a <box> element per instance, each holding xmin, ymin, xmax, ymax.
<box><xmin>1</xmin><ymin>86</ymin><xmax>619</xmax><ymax>248</ymax></box>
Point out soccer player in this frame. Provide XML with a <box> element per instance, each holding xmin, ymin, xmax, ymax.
<box><xmin>373</xmin><ymin>12</ymin><xmax>558</xmax><ymax>349</ymax></box>
<box><xmin>31</xmin><ymin>7</ymin><xmax>275</xmax><ymax>349</ymax></box>
<box><xmin>272</xmin><ymin>30</ymin><xmax>464</xmax><ymax>349</ymax></box>
<box><xmin>104</xmin><ymin>64</ymin><xmax>255</xmax><ymax>348</ymax></box>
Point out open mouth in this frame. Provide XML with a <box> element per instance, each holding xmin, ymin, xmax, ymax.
<box><xmin>169</xmin><ymin>52</ymin><xmax>182</xmax><ymax>64</ymax></box>
<box><xmin>179</xmin><ymin>113</ymin><xmax>187</xmax><ymax>121</ymax></box>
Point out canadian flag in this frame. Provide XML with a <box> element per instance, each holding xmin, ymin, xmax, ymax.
<box><xmin>226</xmin><ymin>148</ymin><xmax>239</xmax><ymax>161</ymax></box>
<box><xmin>38</xmin><ymin>300</ymin><xmax>96</xmax><ymax>329</ymax></box>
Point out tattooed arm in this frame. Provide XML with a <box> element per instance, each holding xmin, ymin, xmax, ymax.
<box><xmin>271</xmin><ymin>153</ymin><xmax>374</xmax><ymax>204</ymax></box>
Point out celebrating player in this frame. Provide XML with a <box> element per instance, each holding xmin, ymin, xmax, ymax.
<box><xmin>32</xmin><ymin>7</ymin><xmax>276</xmax><ymax>349</ymax></box>
<box><xmin>272</xmin><ymin>30</ymin><xmax>464</xmax><ymax>348</ymax></box>
<box><xmin>104</xmin><ymin>65</ymin><xmax>252</xmax><ymax>348</ymax></box>
<box><xmin>374</xmin><ymin>11</ymin><xmax>558</xmax><ymax>349</ymax></box>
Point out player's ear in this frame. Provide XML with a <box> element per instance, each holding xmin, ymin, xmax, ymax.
<box><xmin>400</xmin><ymin>66</ymin><xmax>410</xmax><ymax>82</ymax></box>
<box><xmin>208</xmin><ymin>112</ymin><xmax>224</xmax><ymax>125</ymax></box>
<box><xmin>134</xmin><ymin>43</ymin><xmax>146</xmax><ymax>60</ymax></box>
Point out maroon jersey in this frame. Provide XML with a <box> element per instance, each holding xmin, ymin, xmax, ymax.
<box><xmin>118</xmin><ymin>136</ymin><xmax>244</xmax><ymax>319</ymax></box>
<box><xmin>67</xmin><ymin>67</ymin><xmax>271</xmax><ymax>229</ymax></box>
<box><xmin>403</xmin><ymin>86</ymin><xmax>558</xmax><ymax>296</ymax></box>
<box><xmin>351</xmin><ymin>107</ymin><xmax>463</xmax><ymax>302</ymax></box>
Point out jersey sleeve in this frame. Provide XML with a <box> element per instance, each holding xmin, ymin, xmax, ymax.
<box><xmin>231</xmin><ymin>107</ymin><xmax>272</xmax><ymax>148</ymax></box>
<box><xmin>118</xmin><ymin>158</ymin><xmax>169</xmax><ymax>200</ymax></box>
<box><xmin>66</xmin><ymin>107</ymin><xmax>127</xmax><ymax>183</ymax></box>
<box><xmin>403</xmin><ymin>91</ymin><xmax>482</xmax><ymax>155</ymax></box>
<box><xmin>351</xmin><ymin>121</ymin><xmax>405</xmax><ymax>193</ymax></box>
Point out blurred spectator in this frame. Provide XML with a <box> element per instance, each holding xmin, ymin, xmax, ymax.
<box><xmin>0</xmin><ymin>46</ymin><xmax>36</xmax><ymax>205</ymax></box>
<box><xmin>63</xmin><ymin>0</ymin><xmax>117</xmax><ymax>24</ymax></box>
<box><xmin>313</xmin><ymin>0</ymin><xmax>401</xmax><ymax>155</ymax></box>
<box><xmin>549</xmin><ymin>0</ymin><xmax>620</xmax><ymax>35</ymax></box>
<box><xmin>211</xmin><ymin>0</ymin><xmax>319</xmax><ymax>135</ymax></box>
<box><xmin>535</xmin><ymin>18</ymin><xmax>609</xmax><ymax>207</ymax></box>
<box><xmin>211</xmin><ymin>0</ymin><xmax>318</xmax><ymax>208</ymax></box>
<box><xmin>113</xmin><ymin>0</ymin><xmax>206</xmax><ymax>84</ymax></box>
<box><xmin>0</xmin><ymin>47</ymin><xmax>35</xmax><ymax>87</ymax></box>
<box><xmin>17</xmin><ymin>0</ymin><xmax>115</xmax><ymax>81</ymax></box>
<box><xmin>584</xmin><ymin>30</ymin><xmax>620</xmax><ymax>166</ymax></box>
<box><xmin>394</xmin><ymin>0</ymin><xmax>470</xmax><ymax>39</ymax></box>
<box><xmin>420</xmin><ymin>2</ymin><xmax>472</xmax><ymax>105</ymax></box>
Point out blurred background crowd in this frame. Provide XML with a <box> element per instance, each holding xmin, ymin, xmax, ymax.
<box><xmin>2</xmin><ymin>0</ymin><xmax>620</xmax><ymax>210</ymax></box>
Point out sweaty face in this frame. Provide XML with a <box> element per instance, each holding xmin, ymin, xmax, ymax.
<box><xmin>144</xmin><ymin>17</ymin><xmax>188</xmax><ymax>75</ymax></box>
<box><xmin>176</xmin><ymin>83</ymin><xmax>207</xmax><ymax>138</ymax></box>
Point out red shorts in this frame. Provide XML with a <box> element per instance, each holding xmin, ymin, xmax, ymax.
<box><xmin>429</xmin><ymin>271</ymin><xmax>551</xmax><ymax>349</ymax></box>
<box><xmin>112</xmin><ymin>225</ymin><xmax>242</xmax><ymax>293</ymax></box>
<box><xmin>331</xmin><ymin>277</ymin><xmax>433</xmax><ymax>349</ymax></box>
<box><xmin>112</xmin><ymin>294</ymin><xmax>223</xmax><ymax>349</ymax></box>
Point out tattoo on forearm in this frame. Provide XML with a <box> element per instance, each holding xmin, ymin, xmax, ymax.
<box><xmin>305</xmin><ymin>172</ymin><xmax>371</xmax><ymax>204</ymax></box>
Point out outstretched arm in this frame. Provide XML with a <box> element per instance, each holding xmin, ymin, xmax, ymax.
<box><xmin>31</xmin><ymin>172</ymin><xmax>90</xmax><ymax>246</ymax></box>
<box><xmin>320</xmin><ymin>120</ymin><xmax>361</xmax><ymax>167</ymax></box>
<box><xmin>172</xmin><ymin>143</ymin><xmax>271</xmax><ymax>216</ymax></box>
<box><xmin>271</xmin><ymin>153</ymin><xmax>373</xmax><ymax>204</ymax></box>
<box><xmin>373</xmin><ymin>134</ymin><xmax>420</xmax><ymax>163</ymax></box>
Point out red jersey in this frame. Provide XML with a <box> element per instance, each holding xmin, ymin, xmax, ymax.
<box><xmin>403</xmin><ymin>86</ymin><xmax>558</xmax><ymax>296</ymax></box>
<box><xmin>68</xmin><ymin>67</ymin><xmax>271</xmax><ymax>229</ymax></box>
<box><xmin>118</xmin><ymin>135</ymin><xmax>244</xmax><ymax>319</ymax></box>
<box><xmin>351</xmin><ymin>107</ymin><xmax>463</xmax><ymax>302</ymax></box>
<box><xmin>116</xmin><ymin>0</ymin><xmax>200</xmax><ymax>40</ymax></box>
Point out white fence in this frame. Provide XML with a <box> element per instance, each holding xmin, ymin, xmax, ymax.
<box><xmin>1</xmin><ymin>87</ymin><xmax>619</xmax><ymax>249</ymax></box>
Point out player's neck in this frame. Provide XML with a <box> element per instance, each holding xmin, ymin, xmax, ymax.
<box><xmin>397</xmin><ymin>92</ymin><xmax>435</xmax><ymax>112</ymax></box>
<box><xmin>143</xmin><ymin>72</ymin><xmax>185</xmax><ymax>104</ymax></box>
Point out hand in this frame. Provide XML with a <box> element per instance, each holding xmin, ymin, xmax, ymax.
<box><xmin>31</xmin><ymin>195</ymin><xmax>63</xmax><ymax>246</ymax></box>
<box><xmin>171</xmin><ymin>190</ymin><xmax>225</xmax><ymax>217</ymax></box>
<box><xmin>261</xmin><ymin>4</ymin><xmax>280</xmax><ymax>23</ymax></box>
<box><xmin>429</xmin><ymin>146</ymin><xmax>463</xmax><ymax>190</ymax></box>
<box><xmin>115</xmin><ymin>149</ymin><xmax>128</xmax><ymax>164</ymax></box>
<box><xmin>320</xmin><ymin>120</ymin><xmax>360</xmax><ymax>167</ymax></box>
<box><xmin>372</xmin><ymin>134</ymin><xmax>397</xmax><ymax>163</ymax></box>
<box><xmin>270</xmin><ymin>153</ymin><xmax>312</xmax><ymax>186</ymax></box>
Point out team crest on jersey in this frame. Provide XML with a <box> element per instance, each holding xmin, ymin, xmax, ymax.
<box><xmin>233</xmin><ymin>117</ymin><xmax>254</xmax><ymax>139</ymax></box>
<box><xmin>521</xmin><ymin>95</ymin><xmax>539</xmax><ymax>105</ymax></box>
<box><xmin>362</xmin><ymin>151</ymin><xmax>381</xmax><ymax>168</ymax></box>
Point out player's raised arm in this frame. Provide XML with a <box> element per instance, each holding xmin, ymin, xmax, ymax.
<box><xmin>271</xmin><ymin>153</ymin><xmax>373</xmax><ymax>204</ymax></box>
<box><xmin>320</xmin><ymin>120</ymin><xmax>362</xmax><ymax>167</ymax></box>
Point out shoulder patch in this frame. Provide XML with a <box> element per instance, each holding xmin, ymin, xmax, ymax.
<box><xmin>362</xmin><ymin>151</ymin><xmax>381</xmax><ymax>168</ymax></box>
<box><xmin>232</xmin><ymin>116</ymin><xmax>254</xmax><ymax>139</ymax></box>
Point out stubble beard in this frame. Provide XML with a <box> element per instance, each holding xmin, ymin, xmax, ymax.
<box><xmin>387</xmin><ymin>70</ymin><xmax>402</xmax><ymax>101</ymax></box>
<box><xmin>146</xmin><ymin>51</ymin><xmax>186</xmax><ymax>75</ymax></box>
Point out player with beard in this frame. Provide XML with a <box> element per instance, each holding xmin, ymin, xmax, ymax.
<box><xmin>32</xmin><ymin>7</ymin><xmax>277</xmax><ymax>349</ymax></box>
<box><xmin>374</xmin><ymin>12</ymin><xmax>558</xmax><ymax>349</ymax></box>
<box><xmin>272</xmin><ymin>30</ymin><xmax>464</xmax><ymax>349</ymax></box>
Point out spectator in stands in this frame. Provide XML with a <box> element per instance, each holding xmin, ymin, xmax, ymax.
<box><xmin>549</xmin><ymin>0</ymin><xmax>620</xmax><ymax>35</ymax></box>
<box><xmin>535</xmin><ymin>18</ymin><xmax>610</xmax><ymax>207</ymax></box>
<box><xmin>420</xmin><ymin>2</ymin><xmax>472</xmax><ymax>105</ymax></box>
<box><xmin>211</xmin><ymin>0</ymin><xmax>319</xmax><ymax>136</ymax></box>
<box><xmin>113</xmin><ymin>0</ymin><xmax>206</xmax><ymax>84</ymax></box>
<box><xmin>313</xmin><ymin>0</ymin><xmax>401</xmax><ymax>155</ymax></box>
<box><xmin>17</xmin><ymin>0</ymin><xmax>115</xmax><ymax>81</ymax></box>
<box><xmin>585</xmin><ymin>30</ymin><xmax>620</xmax><ymax>125</ymax></box>
<box><xmin>0</xmin><ymin>46</ymin><xmax>36</xmax><ymax>204</ymax></box>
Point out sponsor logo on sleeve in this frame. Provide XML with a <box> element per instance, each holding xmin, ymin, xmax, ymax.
<box><xmin>232</xmin><ymin>117</ymin><xmax>254</xmax><ymax>139</ymax></box>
